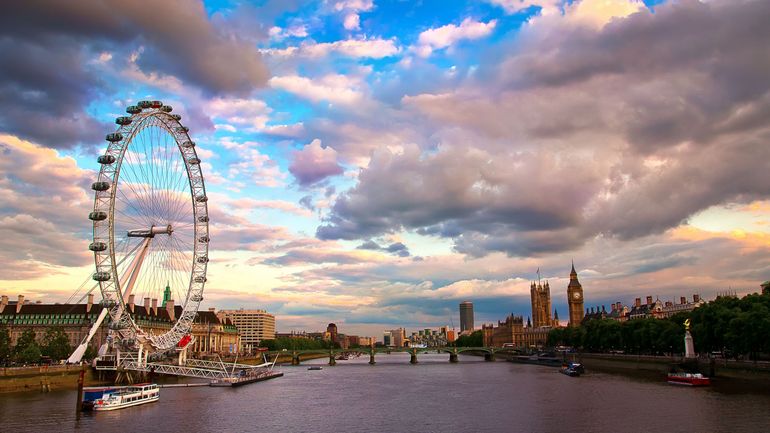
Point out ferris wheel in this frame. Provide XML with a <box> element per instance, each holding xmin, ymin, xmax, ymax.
<box><xmin>82</xmin><ymin>100</ymin><xmax>209</xmax><ymax>355</ymax></box>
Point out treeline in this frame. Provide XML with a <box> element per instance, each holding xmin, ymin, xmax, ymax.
<box><xmin>0</xmin><ymin>327</ymin><xmax>76</xmax><ymax>366</ymax></box>
<box><xmin>548</xmin><ymin>292</ymin><xmax>770</xmax><ymax>359</ymax></box>
<box><xmin>547</xmin><ymin>316</ymin><xmax>685</xmax><ymax>355</ymax></box>
<box><xmin>260</xmin><ymin>337</ymin><xmax>335</xmax><ymax>351</ymax></box>
<box><xmin>451</xmin><ymin>330</ymin><xmax>483</xmax><ymax>347</ymax></box>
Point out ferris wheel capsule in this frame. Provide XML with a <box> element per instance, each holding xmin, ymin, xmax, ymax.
<box><xmin>116</xmin><ymin>116</ymin><xmax>132</xmax><ymax>126</ymax></box>
<box><xmin>138</xmin><ymin>100</ymin><xmax>152</xmax><ymax>109</ymax></box>
<box><xmin>89</xmin><ymin>242</ymin><xmax>107</xmax><ymax>252</ymax></box>
<box><xmin>91</xmin><ymin>181</ymin><xmax>111</xmax><ymax>191</ymax></box>
<box><xmin>93</xmin><ymin>272</ymin><xmax>111</xmax><ymax>282</ymax></box>
<box><xmin>126</xmin><ymin>106</ymin><xmax>141</xmax><ymax>114</ymax></box>
<box><xmin>106</xmin><ymin>133</ymin><xmax>123</xmax><ymax>142</ymax></box>
<box><xmin>97</xmin><ymin>154</ymin><xmax>116</xmax><ymax>164</ymax></box>
<box><xmin>161</xmin><ymin>105</ymin><xmax>173</xmax><ymax>113</ymax></box>
<box><xmin>171</xmin><ymin>114</ymin><xmax>182</xmax><ymax>121</ymax></box>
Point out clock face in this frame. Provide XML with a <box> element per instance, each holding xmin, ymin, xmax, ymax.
<box><xmin>573</xmin><ymin>292</ymin><xmax>582</xmax><ymax>300</ymax></box>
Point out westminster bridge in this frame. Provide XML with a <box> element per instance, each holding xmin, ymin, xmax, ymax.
<box><xmin>268</xmin><ymin>346</ymin><xmax>525</xmax><ymax>366</ymax></box>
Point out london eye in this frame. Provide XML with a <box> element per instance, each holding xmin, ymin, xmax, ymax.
<box><xmin>72</xmin><ymin>100</ymin><xmax>209</xmax><ymax>360</ymax></box>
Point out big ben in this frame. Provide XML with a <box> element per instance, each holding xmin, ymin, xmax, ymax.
<box><xmin>567</xmin><ymin>262</ymin><xmax>584</xmax><ymax>327</ymax></box>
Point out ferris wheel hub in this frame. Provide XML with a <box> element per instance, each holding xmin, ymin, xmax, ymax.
<box><xmin>126</xmin><ymin>224</ymin><xmax>174</xmax><ymax>238</ymax></box>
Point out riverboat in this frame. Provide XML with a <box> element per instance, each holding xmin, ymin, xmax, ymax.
<box><xmin>666</xmin><ymin>372</ymin><xmax>711</xmax><ymax>386</ymax></box>
<box><xmin>559</xmin><ymin>362</ymin><xmax>584</xmax><ymax>377</ymax></box>
<box><xmin>82</xmin><ymin>383</ymin><xmax>159</xmax><ymax>411</ymax></box>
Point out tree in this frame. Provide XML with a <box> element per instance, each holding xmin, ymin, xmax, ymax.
<box><xmin>14</xmin><ymin>329</ymin><xmax>40</xmax><ymax>364</ymax></box>
<box><xmin>41</xmin><ymin>327</ymin><xmax>72</xmax><ymax>361</ymax></box>
<box><xmin>454</xmin><ymin>330</ymin><xmax>482</xmax><ymax>347</ymax></box>
<box><xmin>0</xmin><ymin>327</ymin><xmax>11</xmax><ymax>366</ymax></box>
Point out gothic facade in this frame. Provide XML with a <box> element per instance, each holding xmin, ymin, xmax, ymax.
<box><xmin>567</xmin><ymin>263</ymin><xmax>585</xmax><ymax>327</ymax></box>
<box><xmin>530</xmin><ymin>281</ymin><xmax>558</xmax><ymax>328</ymax></box>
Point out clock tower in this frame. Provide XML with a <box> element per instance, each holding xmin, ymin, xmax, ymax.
<box><xmin>567</xmin><ymin>262</ymin><xmax>584</xmax><ymax>327</ymax></box>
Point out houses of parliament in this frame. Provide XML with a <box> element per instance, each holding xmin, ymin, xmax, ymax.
<box><xmin>482</xmin><ymin>263</ymin><xmax>584</xmax><ymax>347</ymax></box>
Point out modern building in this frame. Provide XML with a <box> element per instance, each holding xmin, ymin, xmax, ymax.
<box><xmin>217</xmin><ymin>309</ymin><xmax>276</xmax><ymax>353</ymax></box>
<box><xmin>409</xmin><ymin>326</ymin><xmax>455</xmax><ymax>347</ymax></box>
<box><xmin>384</xmin><ymin>328</ymin><xmax>407</xmax><ymax>347</ymax></box>
<box><xmin>459</xmin><ymin>301</ymin><xmax>474</xmax><ymax>333</ymax></box>
<box><xmin>566</xmin><ymin>263</ymin><xmax>584</xmax><ymax>327</ymax></box>
<box><xmin>326</xmin><ymin>323</ymin><xmax>338</xmax><ymax>344</ymax></box>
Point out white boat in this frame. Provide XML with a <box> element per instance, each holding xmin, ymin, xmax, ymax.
<box><xmin>83</xmin><ymin>383</ymin><xmax>159</xmax><ymax>411</ymax></box>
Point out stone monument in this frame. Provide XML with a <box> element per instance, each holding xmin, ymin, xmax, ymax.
<box><xmin>684</xmin><ymin>319</ymin><xmax>696</xmax><ymax>359</ymax></box>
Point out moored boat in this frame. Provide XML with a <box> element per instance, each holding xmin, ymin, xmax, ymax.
<box><xmin>559</xmin><ymin>362</ymin><xmax>584</xmax><ymax>377</ymax></box>
<box><xmin>82</xmin><ymin>383</ymin><xmax>159</xmax><ymax>411</ymax></box>
<box><xmin>509</xmin><ymin>353</ymin><xmax>563</xmax><ymax>367</ymax></box>
<box><xmin>666</xmin><ymin>372</ymin><xmax>710</xmax><ymax>386</ymax></box>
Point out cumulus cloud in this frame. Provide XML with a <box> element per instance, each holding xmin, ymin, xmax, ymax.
<box><xmin>0</xmin><ymin>0</ymin><xmax>269</xmax><ymax>148</ymax></box>
<box><xmin>227</xmin><ymin>147</ymin><xmax>287</xmax><ymax>188</ymax></box>
<box><xmin>225</xmin><ymin>197</ymin><xmax>312</xmax><ymax>217</ymax></box>
<box><xmin>288</xmin><ymin>139</ymin><xmax>344</xmax><ymax>186</ymax></box>
<box><xmin>269</xmin><ymin>74</ymin><xmax>365</xmax><ymax>105</ymax></box>
<box><xmin>319</xmin><ymin>0</ymin><xmax>770</xmax><ymax>259</ymax></box>
<box><xmin>356</xmin><ymin>240</ymin><xmax>411</xmax><ymax>257</ymax></box>
<box><xmin>414</xmin><ymin>18</ymin><xmax>497</xmax><ymax>57</ymax></box>
<box><xmin>487</xmin><ymin>0</ymin><xmax>561</xmax><ymax>15</ymax></box>
<box><xmin>261</xmin><ymin>37</ymin><xmax>399</xmax><ymax>59</ymax></box>
<box><xmin>344</xmin><ymin>13</ymin><xmax>361</xmax><ymax>31</ymax></box>
<box><xmin>208</xmin><ymin>97</ymin><xmax>272</xmax><ymax>130</ymax></box>
<box><xmin>0</xmin><ymin>134</ymin><xmax>94</xmax><ymax>278</ymax></box>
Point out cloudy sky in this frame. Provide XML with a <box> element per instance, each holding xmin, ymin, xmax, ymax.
<box><xmin>1</xmin><ymin>0</ymin><xmax>769</xmax><ymax>337</ymax></box>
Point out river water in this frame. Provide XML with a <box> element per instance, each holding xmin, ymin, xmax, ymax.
<box><xmin>1</xmin><ymin>353</ymin><xmax>769</xmax><ymax>433</ymax></box>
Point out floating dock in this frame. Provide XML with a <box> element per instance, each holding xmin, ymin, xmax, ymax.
<box><xmin>210</xmin><ymin>371</ymin><xmax>284</xmax><ymax>387</ymax></box>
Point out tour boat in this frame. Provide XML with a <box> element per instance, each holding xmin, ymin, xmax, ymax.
<box><xmin>666</xmin><ymin>372</ymin><xmax>711</xmax><ymax>386</ymax></box>
<box><xmin>82</xmin><ymin>383</ymin><xmax>159</xmax><ymax>411</ymax></box>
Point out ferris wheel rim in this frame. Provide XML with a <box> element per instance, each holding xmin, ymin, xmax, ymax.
<box><xmin>89</xmin><ymin>101</ymin><xmax>209</xmax><ymax>351</ymax></box>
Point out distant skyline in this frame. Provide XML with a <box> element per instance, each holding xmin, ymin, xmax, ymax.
<box><xmin>1</xmin><ymin>0</ymin><xmax>769</xmax><ymax>336</ymax></box>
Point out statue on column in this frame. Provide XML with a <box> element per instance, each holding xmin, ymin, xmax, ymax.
<box><xmin>684</xmin><ymin>319</ymin><xmax>696</xmax><ymax>359</ymax></box>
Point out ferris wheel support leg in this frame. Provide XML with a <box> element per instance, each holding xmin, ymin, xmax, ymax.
<box><xmin>178</xmin><ymin>347</ymin><xmax>187</xmax><ymax>366</ymax></box>
<box><xmin>67</xmin><ymin>307</ymin><xmax>110</xmax><ymax>364</ymax></box>
<box><xmin>109</xmin><ymin>237</ymin><xmax>153</xmax><ymax>342</ymax></box>
<box><xmin>137</xmin><ymin>343</ymin><xmax>144</xmax><ymax>368</ymax></box>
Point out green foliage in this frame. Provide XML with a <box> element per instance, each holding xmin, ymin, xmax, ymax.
<box><xmin>14</xmin><ymin>329</ymin><xmax>41</xmax><ymax>364</ymax></box>
<box><xmin>690</xmin><ymin>293</ymin><xmax>770</xmax><ymax>359</ymax></box>
<box><xmin>548</xmin><ymin>318</ymin><xmax>684</xmax><ymax>355</ymax></box>
<box><xmin>0</xmin><ymin>326</ymin><xmax>11</xmax><ymax>366</ymax></box>
<box><xmin>261</xmin><ymin>337</ymin><xmax>331</xmax><ymax>351</ymax></box>
<box><xmin>41</xmin><ymin>327</ymin><xmax>72</xmax><ymax>361</ymax></box>
<box><xmin>453</xmin><ymin>330</ymin><xmax>483</xmax><ymax>347</ymax></box>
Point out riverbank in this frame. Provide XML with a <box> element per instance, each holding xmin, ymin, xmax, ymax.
<box><xmin>0</xmin><ymin>365</ymin><xmax>109</xmax><ymax>394</ymax></box>
<box><xmin>569</xmin><ymin>353</ymin><xmax>770</xmax><ymax>382</ymax></box>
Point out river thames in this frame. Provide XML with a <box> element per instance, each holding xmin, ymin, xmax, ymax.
<box><xmin>1</xmin><ymin>353</ymin><xmax>769</xmax><ymax>433</ymax></box>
